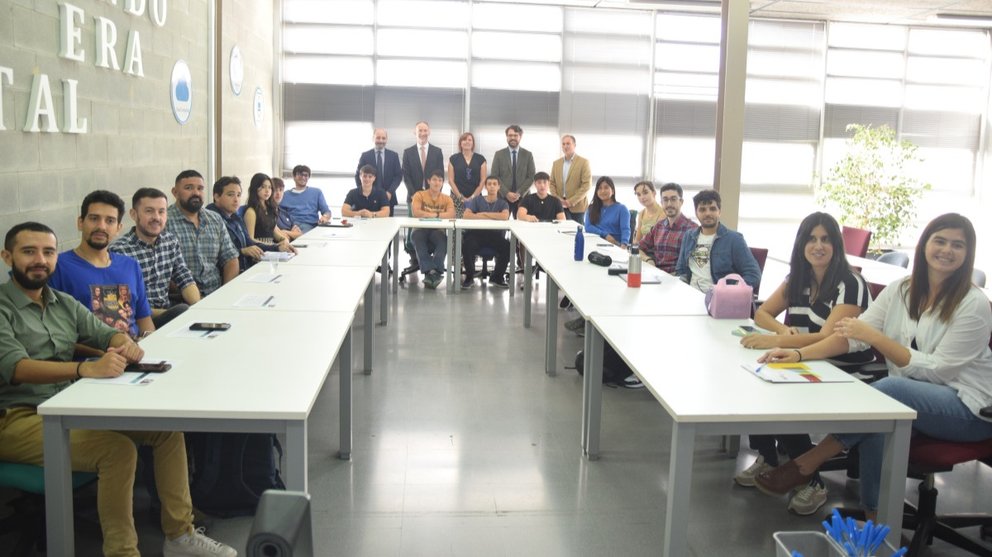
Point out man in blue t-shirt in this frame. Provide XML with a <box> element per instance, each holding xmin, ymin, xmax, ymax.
<box><xmin>279</xmin><ymin>164</ymin><xmax>331</xmax><ymax>232</ymax></box>
<box><xmin>49</xmin><ymin>190</ymin><xmax>153</xmax><ymax>339</ymax></box>
<box><xmin>342</xmin><ymin>165</ymin><xmax>390</xmax><ymax>219</ymax></box>
<box><xmin>461</xmin><ymin>176</ymin><xmax>511</xmax><ymax>289</ymax></box>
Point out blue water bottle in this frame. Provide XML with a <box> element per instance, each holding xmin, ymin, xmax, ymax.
<box><xmin>573</xmin><ymin>226</ymin><xmax>584</xmax><ymax>261</ymax></box>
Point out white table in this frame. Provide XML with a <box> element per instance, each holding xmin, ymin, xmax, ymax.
<box><xmin>39</xmin><ymin>308</ymin><xmax>355</xmax><ymax>557</ymax></box>
<box><xmin>195</xmin><ymin>265</ymin><xmax>377</xmax><ymax>374</ymax></box>
<box><xmin>588</xmin><ymin>315</ymin><xmax>916</xmax><ymax>557</ymax></box>
<box><xmin>394</xmin><ymin>217</ymin><xmax>457</xmax><ymax>292</ymax></box>
<box><xmin>767</xmin><ymin>252</ymin><xmax>911</xmax><ymax>290</ymax></box>
<box><xmin>452</xmin><ymin>218</ymin><xmax>517</xmax><ymax>294</ymax></box>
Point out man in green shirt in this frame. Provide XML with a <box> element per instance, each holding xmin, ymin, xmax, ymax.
<box><xmin>0</xmin><ymin>222</ymin><xmax>236</xmax><ymax>557</ymax></box>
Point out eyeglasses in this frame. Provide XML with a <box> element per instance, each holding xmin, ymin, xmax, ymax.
<box><xmin>661</xmin><ymin>196</ymin><xmax>681</xmax><ymax>204</ymax></box>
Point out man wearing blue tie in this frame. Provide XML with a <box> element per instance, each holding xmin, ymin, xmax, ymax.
<box><xmin>355</xmin><ymin>128</ymin><xmax>403</xmax><ymax>216</ymax></box>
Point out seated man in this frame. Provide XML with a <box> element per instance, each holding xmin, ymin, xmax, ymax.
<box><xmin>207</xmin><ymin>176</ymin><xmax>295</xmax><ymax>273</ymax></box>
<box><xmin>342</xmin><ymin>165</ymin><xmax>390</xmax><ymax>219</ymax></box>
<box><xmin>461</xmin><ymin>176</ymin><xmax>511</xmax><ymax>289</ymax></box>
<box><xmin>410</xmin><ymin>169</ymin><xmax>455</xmax><ymax>289</ymax></box>
<box><xmin>111</xmin><ymin>187</ymin><xmax>201</xmax><ymax>328</ymax></box>
<box><xmin>271</xmin><ymin>178</ymin><xmax>303</xmax><ymax>241</ymax></box>
<box><xmin>279</xmin><ymin>164</ymin><xmax>331</xmax><ymax>232</ymax></box>
<box><xmin>516</xmin><ymin>172</ymin><xmax>566</xmax><ymax>222</ymax></box>
<box><xmin>0</xmin><ymin>222</ymin><xmax>236</xmax><ymax>557</ymax></box>
<box><xmin>675</xmin><ymin>189</ymin><xmax>761</xmax><ymax>291</ymax></box>
<box><xmin>49</xmin><ymin>190</ymin><xmax>154</xmax><ymax>339</ymax></box>
<box><xmin>638</xmin><ymin>182</ymin><xmax>698</xmax><ymax>274</ymax></box>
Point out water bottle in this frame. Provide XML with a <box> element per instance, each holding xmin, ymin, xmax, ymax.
<box><xmin>573</xmin><ymin>226</ymin><xmax>584</xmax><ymax>261</ymax></box>
<box><xmin>627</xmin><ymin>245</ymin><xmax>642</xmax><ymax>288</ymax></box>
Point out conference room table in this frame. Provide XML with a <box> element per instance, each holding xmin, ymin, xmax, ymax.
<box><xmin>588</xmin><ymin>315</ymin><xmax>916</xmax><ymax>557</ymax></box>
<box><xmin>450</xmin><ymin>218</ymin><xmax>518</xmax><ymax>294</ymax></box>
<box><xmin>38</xmin><ymin>306</ymin><xmax>354</xmax><ymax>557</ymax></box>
<box><xmin>765</xmin><ymin>251</ymin><xmax>910</xmax><ymax>290</ymax></box>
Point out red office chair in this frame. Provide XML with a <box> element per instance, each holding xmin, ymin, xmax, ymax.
<box><xmin>842</xmin><ymin>226</ymin><xmax>872</xmax><ymax>258</ymax></box>
<box><xmin>749</xmin><ymin>246</ymin><xmax>769</xmax><ymax>299</ymax></box>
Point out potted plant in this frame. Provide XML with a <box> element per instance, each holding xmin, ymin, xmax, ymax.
<box><xmin>817</xmin><ymin>124</ymin><xmax>931</xmax><ymax>254</ymax></box>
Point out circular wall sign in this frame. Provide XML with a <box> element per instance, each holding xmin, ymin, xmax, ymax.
<box><xmin>170</xmin><ymin>60</ymin><xmax>192</xmax><ymax>124</ymax></box>
<box><xmin>229</xmin><ymin>45</ymin><xmax>244</xmax><ymax>96</ymax></box>
<box><xmin>253</xmin><ymin>87</ymin><xmax>264</xmax><ymax>128</ymax></box>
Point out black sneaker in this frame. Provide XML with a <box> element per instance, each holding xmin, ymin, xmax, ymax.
<box><xmin>622</xmin><ymin>375</ymin><xmax>644</xmax><ymax>389</ymax></box>
<box><xmin>559</xmin><ymin>296</ymin><xmax>573</xmax><ymax>309</ymax></box>
<box><xmin>490</xmin><ymin>278</ymin><xmax>509</xmax><ymax>288</ymax></box>
<box><xmin>461</xmin><ymin>277</ymin><xmax>474</xmax><ymax>289</ymax></box>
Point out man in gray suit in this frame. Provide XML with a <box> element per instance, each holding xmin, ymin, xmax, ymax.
<box><xmin>489</xmin><ymin>124</ymin><xmax>536</xmax><ymax>219</ymax></box>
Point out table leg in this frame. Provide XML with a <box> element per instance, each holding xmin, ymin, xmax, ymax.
<box><xmin>545</xmin><ymin>278</ymin><xmax>558</xmax><ymax>376</ymax></box>
<box><xmin>878</xmin><ymin>419</ymin><xmax>912</xmax><ymax>548</ymax></box>
<box><xmin>523</xmin><ymin>251</ymin><xmax>533</xmax><ymax>328</ymax></box>
<box><xmin>454</xmin><ymin>228</ymin><xmax>463</xmax><ymax>293</ymax></box>
<box><xmin>364</xmin><ymin>280</ymin><xmax>374</xmax><ymax>374</ymax></box>
<box><xmin>285</xmin><ymin>420</ymin><xmax>308</xmax><ymax>491</ymax></box>
<box><xmin>339</xmin><ymin>328</ymin><xmax>353</xmax><ymax>460</ymax></box>
<box><xmin>447</xmin><ymin>228</ymin><xmax>455</xmax><ymax>293</ymax></box>
<box><xmin>508</xmin><ymin>234</ymin><xmax>516</xmax><ymax>297</ymax></box>
<box><xmin>582</xmin><ymin>321</ymin><xmax>603</xmax><ymax>460</ymax></box>
<box><xmin>43</xmin><ymin>415</ymin><xmax>74</xmax><ymax>557</ymax></box>
<box><xmin>663</xmin><ymin>422</ymin><xmax>696</xmax><ymax>557</ymax></box>
<box><xmin>392</xmin><ymin>233</ymin><xmax>400</xmax><ymax>293</ymax></box>
<box><xmin>380</xmin><ymin>249</ymin><xmax>388</xmax><ymax>325</ymax></box>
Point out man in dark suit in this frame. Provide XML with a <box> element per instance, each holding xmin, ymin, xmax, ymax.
<box><xmin>399</xmin><ymin>121</ymin><xmax>445</xmax><ymax>275</ymax></box>
<box><xmin>401</xmin><ymin>121</ymin><xmax>444</xmax><ymax>216</ymax></box>
<box><xmin>355</xmin><ymin>128</ymin><xmax>403</xmax><ymax>216</ymax></box>
<box><xmin>489</xmin><ymin>124</ymin><xmax>536</xmax><ymax>219</ymax></box>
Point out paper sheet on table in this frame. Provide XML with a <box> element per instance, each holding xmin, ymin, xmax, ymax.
<box><xmin>168</xmin><ymin>326</ymin><xmax>226</xmax><ymax>339</ymax></box>
<box><xmin>246</xmin><ymin>273</ymin><xmax>282</xmax><ymax>283</ymax></box>
<box><xmin>79</xmin><ymin>372</ymin><xmax>158</xmax><ymax>386</ymax></box>
<box><xmin>311</xmin><ymin>228</ymin><xmax>354</xmax><ymax>239</ymax></box>
<box><xmin>741</xmin><ymin>361</ymin><xmax>856</xmax><ymax>383</ymax></box>
<box><xmin>234</xmin><ymin>294</ymin><xmax>276</xmax><ymax>308</ymax></box>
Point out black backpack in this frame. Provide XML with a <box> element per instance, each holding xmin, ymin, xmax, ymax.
<box><xmin>186</xmin><ymin>432</ymin><xmax>286</xmax><ymax>517</ymax></box>
<box><xmin>573</xmin><ymin>343</ymin><xmax>633</xmax><ymax>384</ymax></box>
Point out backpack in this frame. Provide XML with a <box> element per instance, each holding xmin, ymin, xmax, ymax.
<box><xmin>573</xmin><ymin>343</ymin><xmax>633</xmax><ymax>384</ymax></box>
<box><xmin>186</xmin><ymin>432</ymin><xmax>286</xmax><ymax>517</ymax></box>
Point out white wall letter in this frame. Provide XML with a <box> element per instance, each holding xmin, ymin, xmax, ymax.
<box><xmin>24</xmin><ymin>74</ymin><xmax>59</xmax><ymax>133</ymax></box>
<box><xmin>124</xmin><ymin>30</ymin><xmax>144</xmax><ymax>77</ymax></box>
<box><xmin>125</xmin><ymin>0</ymin><xmax>146</xmax><ymax>16</ymax></box>
<box><xmin>94</xmin><ymin>16</ymin><xmax>120</xmax><ymax>70</ymax></box>
<box><xmin>149</xmin><ymin>0</ymin><xmax>167</xmax><ymax>27</ymax></box>
<box><xmin>62</xmin><ymin>79</ymin><xmax>88</xmax><ymax>134</ymax></box>
<box><xmin>0</xmin><ymin>67</ymin><xmax>12</xmax><ymax>131</ymax></box>
<box><xmin>59</xmin><ymin>3</ymin><xmax>85</xmax><ymax>62</ymax></box>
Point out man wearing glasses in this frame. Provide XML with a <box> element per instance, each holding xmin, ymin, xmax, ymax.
<box><xmin>638</xmin><ymin>182</ymin><xmax>698</xmax><ymax>273</ymax></box>
<box><xmin>279</xmin><ymin>164</ymin><xmax>331</xmax><ymax>232</ymax></box>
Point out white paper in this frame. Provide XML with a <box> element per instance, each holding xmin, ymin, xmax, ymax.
<box><xmin>168</xmin><ymin>327</ymin><xmax>225</xmax><ymax>339</ymax></box>
<box><xmin>79</xmin><ymin>371</ymin><xmax>158</xmax><ymax>386</ymax></box>
<box><xmin>261</xmin><ymin>251</ymin><xmax>294</xmax><ymax>262</ymax></box>
<box><xmin>234</xmin><ymin>294</ymin><xmax>276</xmax><ymax>308</ymax></box>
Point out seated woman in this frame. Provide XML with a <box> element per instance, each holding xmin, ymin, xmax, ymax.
<box><xmin>735</xmin><ymin>212</ymin><xmax>872</xmax><ymax>515</ymax></box>
<box><xmin>584</xmin><ymin>176</ymin><xmax>630</xmax><ymax>248</ymax></box>
<box><xmin>633</xmin><ymin>180</ymin><xmax>662</xmax><ymax>245</ymax></box>
<box><xmin>244</xmin><ymin>173</ymin><xmax>288</xmax><ymax>244</ymax></box>
<box><xmin>755</xmin><ymin>213</ymin><xmax>992</xmax><ymax>521</ymax></box>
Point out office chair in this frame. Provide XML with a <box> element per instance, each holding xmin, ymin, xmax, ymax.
<box><xmin>474</xmin><ymin>246</ymin><xmax>499</xmax><ymax>282</ymax></box>
<box><xmin>0</xmin><ymin>462</ymin><xmax>98</xmax><ymax>557</ymax></box>
<box><xmin>749</xmin><ymin>247</ymin><xmax>769</xmax><ymax>299</ymax></box>
<box><xmin>841</xmin><ymin>226</ymin><xmax>872</xmax><ymax>258</ymax></box>
<box><xmin>974</xmin><ymin>269</ymin><xmax>987</xmax><ymax>288</ymax></box>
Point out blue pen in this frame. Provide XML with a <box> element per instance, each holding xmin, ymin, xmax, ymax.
<box><xmin>891</xmin><ymin>547</ymin><xmax>908</xmax><ymax>557</ymax></box>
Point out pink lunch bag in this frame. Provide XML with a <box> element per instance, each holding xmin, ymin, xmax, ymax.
<box><xmin>704</xmin><ymin>273</ymin><xmax>753</xmax><ymax>319</ymax></box>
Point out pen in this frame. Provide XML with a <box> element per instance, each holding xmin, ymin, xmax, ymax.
<box><xmin>262</xmin><ymin>295</ymin><xmax>274</xmax><ymax>307</ymax></box>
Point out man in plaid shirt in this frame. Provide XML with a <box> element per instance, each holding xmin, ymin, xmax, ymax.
<box><xmin>638</xmin><ymin>182</ymin><xmax>698</xmax><ymax>273</ymax></box>
<box><xmin>111</xmin><ymin>188</ymin><xmax>201</xmax><ymax>328</ymax></box>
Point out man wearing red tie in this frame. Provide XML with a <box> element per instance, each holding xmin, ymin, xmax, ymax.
<box><xmin>401</xmin><ymin>121</ymin><xmax>444</xmax><ymax>216</ymax></box>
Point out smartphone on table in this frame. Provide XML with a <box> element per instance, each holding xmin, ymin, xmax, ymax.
<box><xmin>190</xmin><ymin>322</ymin><xmax>231</xmax><ymax>332</ymax></box>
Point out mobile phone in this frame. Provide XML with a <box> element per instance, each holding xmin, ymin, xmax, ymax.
<box><xmin>733</xmin><ymin>325</ymin><xmax>758</xmax><ymax>337</ymax></box>
<box><xmin>294</xmin><ymin>244</ymin><xmax>308</xmax><ymax>248</ymax></box>
<box><xmin>190</xmin><ymin>322</ymin><xmax>231</xmax><ymax>332</ymax></box>
<box><xmin>125</xmin><ymin>361</ymin><xmax>172</xmax><ymax>373</ymax></box>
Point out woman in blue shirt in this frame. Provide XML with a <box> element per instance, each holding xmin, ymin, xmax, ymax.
<box><xmin>584</xmin><ymin>176</ymin><xmax>630</xmax><ymax>248</ymax></box>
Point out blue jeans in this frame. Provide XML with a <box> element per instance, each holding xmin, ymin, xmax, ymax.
<box><xmin>835</xmin><ymin>376</ymin><xmax>992</xmax><ymax>510</ymax></box>
<box><xmin>412</xmin><ymin>229</ymin><xmax>447</xmax><ymax>274</ymax></box>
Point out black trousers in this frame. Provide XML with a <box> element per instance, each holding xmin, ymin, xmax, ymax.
<box><xmin>462</xmin><ymin>230</ymin><xmax>509</xmax><ymax>279</ymax></box>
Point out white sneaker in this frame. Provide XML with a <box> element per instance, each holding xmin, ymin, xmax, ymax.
<box><xmin>163</xmin><ymin>527</ymin><xmax>237</xmax><ymax>557</ymax></box>
<box><xmin>788</xmin><ymin>482</ymin><xmax>828</xmax><ymax>516</ymax></box>
<box><xmin>734</xmin><ymin>455</ymin><xmax>772</xmax><ymax>487</ymax></box>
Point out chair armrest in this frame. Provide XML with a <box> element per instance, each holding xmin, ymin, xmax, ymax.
<box><xmin>981</xmin><ymin>406</ymin><xmax>992</xmax><ymax>419</ymax></box>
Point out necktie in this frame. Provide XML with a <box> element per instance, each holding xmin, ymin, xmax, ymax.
<box><xmin>511</xmin><ymin>150</ymin><xmax>518</xmax><ymax>191</ymax></box>
<box><xmin>420</xmin><ymin>145</ymin><xmax>427</xmax><ymax>188</ymax></box>
<box><xmin>376</xmin><ymin>151</ymin><xmax>383</xmax><ymax>182</ymax></box>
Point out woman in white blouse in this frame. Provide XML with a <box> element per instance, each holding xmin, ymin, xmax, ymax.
<box><xmin>753</xmin><ymin>213</ymin><xmax>992</xmax><ymax>520</ymax></box>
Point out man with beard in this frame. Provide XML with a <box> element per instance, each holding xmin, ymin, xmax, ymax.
<box><xmin>675</xmin><ymin>189</ymin><xmax>761</xmax><ymax>291</ymax></box>
<box><xmin>49</xmin><ymin>190</ymin><xmax>154</xmax><ymax>339</ymax></box>
<box><xmin>0</xmin><ymin>221</ymin><xmax>238</xmax><ymax>557</ymax></box>
<box><xmin>111</xmin><ymin>188</ymin><xmax>201</xmax><ymax>328</ymax></box>
<box><xmin>489</xmin><ymin>124</ymin><xmax>535</xmax><ymax>218</ymax></box>
<box><xmin>638</xmin><ymin>182</ymin><xmax>698</xmax><ymax>274</ymax></box>
<box><xmin>166</xmin><ymin>169</ymin><xmax>239</xmax><ymax>296</ymax></box>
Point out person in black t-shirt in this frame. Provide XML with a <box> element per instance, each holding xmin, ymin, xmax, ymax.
<box><xmin>517</xmin><ymin>172</ymin><xmax>565</xmax><ymax>223</ymax></box>
<box><xmin>343</xmin><ymin>165</ymin><xmax>390</xmax><ymax>219</ymax></box>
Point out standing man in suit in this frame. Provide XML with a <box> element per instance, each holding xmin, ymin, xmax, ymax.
<box><xmin>355</xmin><ymin>128</ymin><xmax>403</xmax><ymax>216</ymax></box>
<box><xmin>401</xmin><ymin>121</ymin><xmax>444</xmax><ymax>216</ymax></box>
<box><xmin>549</xmin><ymin>134</ymin><xmax>591</xmax><ymax>224</ymax></box>
<box><xmin>489</xmin><ymin>124</ymin><xmax>535</xmax><ymax>219</ymax></box>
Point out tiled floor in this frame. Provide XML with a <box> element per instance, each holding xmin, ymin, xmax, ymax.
<box><xmin>6</xmin><ymin>269</ymin><xmax>992</xmax><ymax>556</ymax></box>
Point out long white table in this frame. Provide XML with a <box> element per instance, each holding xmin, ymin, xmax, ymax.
<box><xmin>39</xmin><ymin>308</ymin><xmax>354</xmax><ymax>557</ymax></box>
<box><xmin>589</xmin><ymin>315</ymin><xmax>916</xmax><ymax>557</ymax></box>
